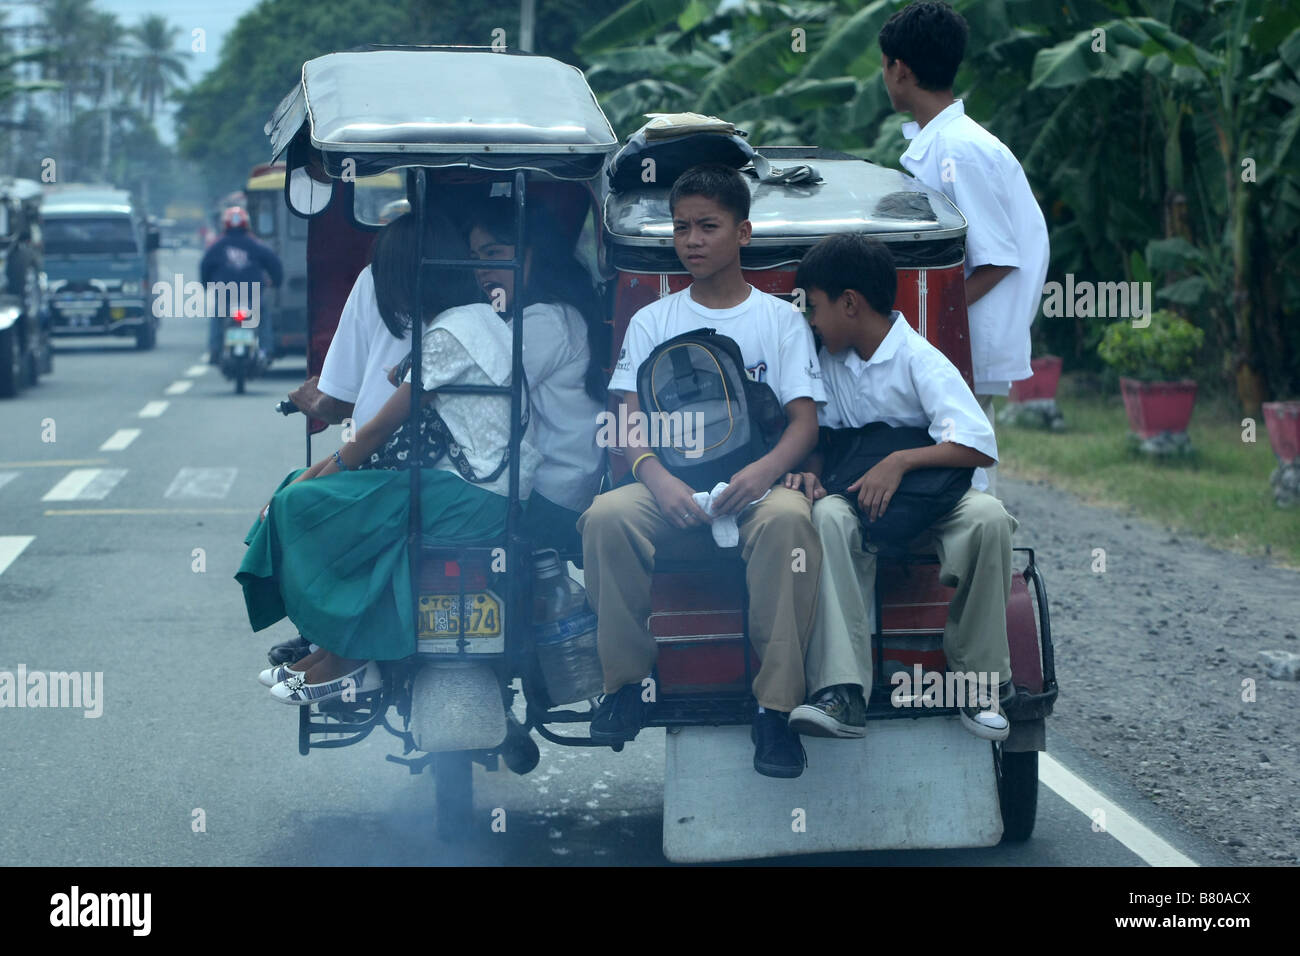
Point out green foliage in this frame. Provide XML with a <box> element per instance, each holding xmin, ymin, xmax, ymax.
<box><xmin>1098</xmin><ymin>309</ymin><xmax>1205</xmax><ymax>381</ymax></box>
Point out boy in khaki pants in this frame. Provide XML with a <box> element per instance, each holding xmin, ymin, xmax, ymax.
<box><xmin>579</xmin><ymin>164</ymin><xmax>826</xmax><ymax>778</ymax></box>
<box><xmin>783</xmin><ymin>234</ymin><xmax>1018</xmax><ymax>742</ymax></box>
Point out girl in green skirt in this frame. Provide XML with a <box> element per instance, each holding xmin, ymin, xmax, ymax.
<box><xmin>237</xmin><ymin>213</ymin><xmax>540</xmax><ymax>704</ymax></box>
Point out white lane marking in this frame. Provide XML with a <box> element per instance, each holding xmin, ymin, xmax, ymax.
<box><xmin>198</xmin><ymin>351</ymin><xmax>208</xmax><ymax>362</ymax></box>
<box><xmin>99</xmin><ymin>428</ymin><xmax>141</xmax><ymax>451</ymax></box>
<box><xmin>138</xmin><ymin>401</ymin><xmax>169</xmax><ymax>418</ymax></box>
<box><xmin>0</xmin><ymin>536</ymin><xmax>35</xmax><ymax>577</ymax></box>
<box><xmin>1040</xmin><ymin>753</ymin><xmax>1199</xmax><ymax>867</ymax></box>
<box><xmin>163</xmin><ymin>467</ymin><xmax>238</xmax><ymax>499</ymax></box>
<box><xmin>41</xmin><ymin>469</ymin><xmax>128</xmax><ymax>502</ymax></box>
<box><xmin>164</xmin><ymin>380</ymin><xmax>193</xmax><ymax>395</ymax></box>
<box><xmin>185</xmin><ymin>364</ymin><xmax>209</xmax><ymax>377</ymax></box>
<box><xmin>0</xmin><ymin>472</ymin><xmax>19</xmax><ymax>492</ymax></box>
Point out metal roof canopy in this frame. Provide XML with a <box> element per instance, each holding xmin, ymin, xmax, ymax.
<box><xmin>266</xmin><ymin>47</ymin><xmax>618</xmax><ymax>180</ymax></box>
<box><xmin>604</xmin><ymin>157</ymin><xmax>968</xmax><ymax>247</ymax></box>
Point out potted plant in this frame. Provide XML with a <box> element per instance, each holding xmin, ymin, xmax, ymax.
<box><xmin>1097</xmin><ymin>309</ymin><xmax>1204</xmax><ymax>454</ymax></box>
<box><xmin>1262</xmin><ymin>401</ymin><xmax>1300</xmax><ymax>507</ymax></box>
<box><xmin>1001</xmin><ymin>355</ymin><xmax>1066</xmax><ymax>429</ymax></box>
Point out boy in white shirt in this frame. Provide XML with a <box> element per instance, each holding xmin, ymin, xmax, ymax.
<box><xmin>784</xmin><ymin>234</ymin><xmax>1018</xmax><ymax>741</ymax></box>
<box><xmin>579</xmin><ymin>164</ymin><xmax>826</xmax><ymax>778</ymax></box>
<box><xmin>879</xmin><ymin>0</ymin><xmax>1050</xmax><ymax>495</ymax></box>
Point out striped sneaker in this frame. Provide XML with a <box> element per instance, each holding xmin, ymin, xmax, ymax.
<box><xmin>270</xmin><ymin>661</ymin><xmax>380</xmax><ymax>705</ymax></box>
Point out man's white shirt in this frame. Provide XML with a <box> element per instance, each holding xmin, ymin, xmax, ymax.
<box><xmin>317</xmin><ymin>266</ymin><xmax>412</xmax><ymax>429</ymax></box>
<box><xmin>900</xmin><ymin>99</ymin><xmax>1049</xmax><ymax>392</ymax></box>
<box><xmin>609</xmin><ymin>285</ymin><xmax>826</xmax><ymax>408</ymax></box>
<box><xmin>817</xmin><ymin>312</ymin><xmax>997</xmax><ymax>492</ymax></box>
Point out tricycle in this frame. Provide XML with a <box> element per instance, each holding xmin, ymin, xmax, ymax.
<box><xmin>263</xmin><ymin>45</ymin><xmax>1056</xmax><ymax>861</ymax></box>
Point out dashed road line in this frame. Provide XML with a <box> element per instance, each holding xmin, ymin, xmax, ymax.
<box><xmin>163</xmin><ymin>466</ymin><xmax>238</xmax><ymax>499</ymax></box>
<box><xmin>0</xmin><ymin>459</ymin><xmax>109</xmax><ymax>468</ymax></box>
<box><xmin>99</xmin><ymin>429</ymin><xmax>141</xmax><ymax>452</ymax></box>
<box><xmin>1039</xmin><ymin>753</ymin><xmax>1198</xmax><ymax>867</ymax></box>
<box><xmin>0</xmin><ymin>472</ymin><xmax>19</xmax><ymax>492</ymax></box>
<box><xmin>163</xmin><ymin>380</ymin><xmax>193</xmax><ymax>395</ymax></box>
<box><xmin>41</xmin><ymin>468</ymin><xmax>128</xmax><ymax>502</ymax></box>
<box><xmin>0</xmin><ymin>536</ymin><xmax>34</xmax><ymax>577</ymax></box>
<box><xmin>138</xmin><ymin>401</ymin><xmax>169</xmax><ymax>418</ymax></box>
<box><xmin>185</xmin><ymin>364</ymin><xmax>209</xmax><ymax>377</ymax></box>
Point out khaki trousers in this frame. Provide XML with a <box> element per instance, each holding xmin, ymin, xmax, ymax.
<box><xmin>578</xmin><ymin>483</ymin><xmax>821</xmax><ymax>712</ymax></box>
<box><xmin>804</xmin><ymin>488</ymin><xmax>1018</xmax><ymax>697</ymax></box>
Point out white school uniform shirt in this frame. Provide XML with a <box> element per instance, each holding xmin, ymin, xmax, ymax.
<box><xmin>404</xmin><ymin>303</ymin><xmax>542</xmax><ymax>499</ymax></box>
<box><xmin>317</xmin><ymin>266</ymin><xmax>413</xmax><ymax>429</ymax></box>
<box><xmin>900</xmin><ymin>99</ymin><xmax>1049</xmax><ymax>393</ymax></box>
<box><xmin>608</xmin><ymin>285</ymin><xmax>826</xmax><ymax>407</ymax></box>
<box><xmin>511</xmin><ymin>301</ymin><xmax>604</xmax><ymax>513</ymax></box>
<box><xmin>817</xmin><ymin>312</ymin><xmax>997</xmax><ymax>492</ymax></box>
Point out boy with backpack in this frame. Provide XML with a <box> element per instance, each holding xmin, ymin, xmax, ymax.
<box><xmin>578</xmin><ymin>163</ymin><xmax>826</xmax><ymax>778</ymax></box>
<box><xmin>879</xmin><ymin>0</ymin><xmax>1050</xmax><ymax>495</ymax></box>
<box><xmin>783</xmin><ymin>234</ymin><xmax>1018</xmax><ymax>741</ymax></box>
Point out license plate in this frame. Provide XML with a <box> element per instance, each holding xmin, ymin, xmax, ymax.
<box><xmin>418</xmin><ymin>592</ymin><xmax>501</xmax><ymax>639</ymax></box>
<box><xmin>225</xmin><ymin>327</ymin><xmax>256</xmax><ymax>346</ymax></box>
<box><xmin>59</xmin><ymin>304</ymin><xmax>96</xmax><ymax>317</ymax></box>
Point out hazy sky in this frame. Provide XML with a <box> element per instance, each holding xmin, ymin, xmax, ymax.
<box><xmin>5</xmin><ymin>0</ymin><xmax>264</xmax><ymax>141</ymax></box>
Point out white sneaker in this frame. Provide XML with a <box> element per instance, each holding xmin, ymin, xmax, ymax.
<box><xmin>959</xmin><ymin>703</ymin><xmax>1010</xmax><ymax>741</ymax></box>
<box><xmin>269</xmin><ymin>661</ymin><xmax>381</xmax><ymax>705</ymax></box>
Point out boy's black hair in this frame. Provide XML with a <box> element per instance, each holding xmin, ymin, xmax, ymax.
<box><xmin>467</xmin><ymin>198</ymin><xmax>609</xmax><ymax>403</ymax></box>
<box><xmin>795</xmin><ymin>234</ymin><xmax>897</xmax><ymax>316</ymax></box>
<box><xmin>668</xmin><ymin>163</ymin><xmax>751</xmax><ymax>223</ymax></box>
<box><xmin>878</xmin><ymin>1</ymin><xmax>968</xmax><ymax>91</ymax></box>
<box><xmin>369</xmin><ymin>212</ymin><xmax>477</xmax><ymax>340</ymax></box>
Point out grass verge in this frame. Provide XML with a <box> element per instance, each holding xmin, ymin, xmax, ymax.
<box><xmin>994</xmin><ymin>380</ymin><xmax>1300</xmax><ymax>567</ymax></box>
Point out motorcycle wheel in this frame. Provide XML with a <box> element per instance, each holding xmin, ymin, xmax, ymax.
<box><xmin>433</xmin><ymin>751</ymin><xmax>474</xmax><ymax>841</ymax></box>
<box><xmin>234</xmin><ymin>361</ymin><xmax>246</xmax><ymax>394</ymax></box>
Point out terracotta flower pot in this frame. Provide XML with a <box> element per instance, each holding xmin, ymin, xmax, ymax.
<box><xmin>1263</xmin><ymin>401</ymin><xmax>1300</xmax><ymax>465</ymax></box>
<box><xmin>1119</xmin><ymin>378</ymin><xmax>1197</xmax><ymax>439</ymax></box>
<box><xmin>1009</xmin><ymin>355</ymin><xmax>1063</xmax><ymax>403</ymax></box>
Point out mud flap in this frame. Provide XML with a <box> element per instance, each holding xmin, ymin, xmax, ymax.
<box><xmin>663</xmin><ymin>717</ymin><xmax>1002</xmax><ymax>862</ymax></box>
<box><xmin>407</xmin><ymin>661</ymin><xmax>506</xmax><ymax>753</ymax></box>
<box><xmin>1004</xmin><ymin>717</ymin><xmax>1045</xmax><ymax>753</ymax></box>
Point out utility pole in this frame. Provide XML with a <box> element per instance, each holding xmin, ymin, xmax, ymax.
<box><xmin>520</xmin><ymin>0</ymin><xmax>535</xmax><ymax>52</ymax></box>
<box><xmin>100</xmin><ymin>58</ymin><xmax>113</xmax><ymax>182</ymax></box>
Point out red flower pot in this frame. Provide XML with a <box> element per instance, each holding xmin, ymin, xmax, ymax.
<box><xmin>1009</xmin><ymin>356</ymin><xmax>1063</xmax><ymax>402</ymax></box>
<box><xmin>1263</xmin><ymin>401</ymin><xmax>1300</xmax><ymax>465</ymax></box>
<box><xmin>1119</xmin><ymin>378</ymin><xmax>1197</xmax><ymax>439</ymax></box>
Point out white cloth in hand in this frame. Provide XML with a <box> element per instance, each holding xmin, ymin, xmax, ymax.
<box><xmin>690</xmin><ymin>481</ymin><xmax>771</xmax><ymax>548</ymax></box>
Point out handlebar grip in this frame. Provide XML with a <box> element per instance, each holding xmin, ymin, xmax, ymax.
<box><xmin>276</xmin><ymin>400</ymin><xmax>302</xmax><ymax>416</ymax></box>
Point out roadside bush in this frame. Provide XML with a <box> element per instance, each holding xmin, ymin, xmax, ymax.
<box><xmin>1097</xmin><ymin>309</ymin><xmax>1205</xmax><ymax>382</ymax></box>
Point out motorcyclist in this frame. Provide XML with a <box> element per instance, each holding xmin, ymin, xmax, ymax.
<box><xmin>201</xmin><ymin>205</ymin><xmax>284</xmax><ymax>364</ymax></box>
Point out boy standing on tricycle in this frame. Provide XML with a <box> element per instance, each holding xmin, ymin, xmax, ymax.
<box><xmin>579</xmin><ymin>163</ymin><xmax>826</xmax><ymax>779</ymax></box>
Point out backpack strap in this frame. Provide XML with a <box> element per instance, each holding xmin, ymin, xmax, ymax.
<box><xmin>668</xmin><ymin>343</ymin><xmax>703</xmax><ymax>402</ymax></box>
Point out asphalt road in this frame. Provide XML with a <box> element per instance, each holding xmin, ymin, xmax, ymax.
<box><xmin>0</xmin><ymin>248</ymin><xmax>1232</xmax><ymax>866</ymax></box>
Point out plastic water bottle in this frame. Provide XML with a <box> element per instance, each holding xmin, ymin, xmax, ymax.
<box><xmin>532</xmin><ymin>550</ymin><xmax>603</xmax><ymax>705</ymax></box>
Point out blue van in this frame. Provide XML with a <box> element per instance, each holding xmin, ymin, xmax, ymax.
<box><xmin>41</xmin><ymin>187</ymin><xmax>160</xmax><ymax>349</ymax></box>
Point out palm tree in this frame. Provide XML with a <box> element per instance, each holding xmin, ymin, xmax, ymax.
<box><xmin>125</xmin><ymin>14</ymin><xmax>187</xmax><ymax>122</ymax></box>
